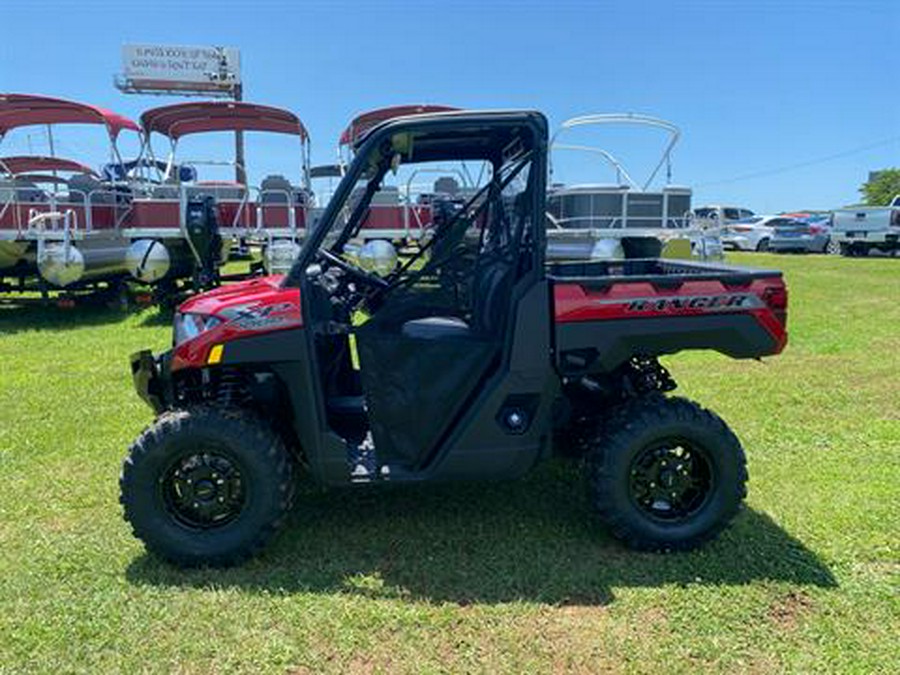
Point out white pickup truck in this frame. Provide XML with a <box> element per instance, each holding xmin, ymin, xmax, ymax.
<box><xmin>831</xmin><ymin>195</ymin><xmax>900</xmax><ymax>256</ymax></box>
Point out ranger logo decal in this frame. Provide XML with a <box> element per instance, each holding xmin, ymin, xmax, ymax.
<box><xmin>595</xmin><ymin>293</ymin><xmax>765</xmax><ymax>313</ymax></box>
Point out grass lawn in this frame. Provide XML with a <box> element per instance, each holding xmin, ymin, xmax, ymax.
<box><xmin>0</xmin><ymin>253</ymin><xmax>897</xmax><ymax>673</ymax></box>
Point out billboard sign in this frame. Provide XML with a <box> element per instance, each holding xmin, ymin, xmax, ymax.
<box><xmin>118</xmin><ymin>44</ymin><xmax>241</xmax><ymax>94</ymax></box>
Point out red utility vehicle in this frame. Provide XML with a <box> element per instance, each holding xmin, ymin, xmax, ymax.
<box><xmin>123</xmin><ymin>110</ymin><xmax>788</xmax><ymax>567</ymax></box>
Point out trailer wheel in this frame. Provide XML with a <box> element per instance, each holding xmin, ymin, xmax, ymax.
<box><xmin>120</xmin><ymin>406</ymin><xmax>296</xmax><ymax>567</ymax></box>
<box><xmin>588</xmin><ymin>396</ymin><xmax>747</xmax><ymax>551</ymax></box>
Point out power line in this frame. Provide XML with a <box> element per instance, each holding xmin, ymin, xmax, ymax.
<box><xmin>695</xmin><ymin>136</ymin><xmax>900</xmax><ymax>188</ymax></box>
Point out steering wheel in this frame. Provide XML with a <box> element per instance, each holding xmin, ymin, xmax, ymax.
<box><xmin>318</xmin><ymin>248</ymin><xmax>390</xmax><ymax>289</ymax></box>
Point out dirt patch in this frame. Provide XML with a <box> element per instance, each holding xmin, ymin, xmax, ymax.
<box><xmin>767</xmin><ymin>590</ymin><xmax>814</xmax><ymax>630</ymax></box>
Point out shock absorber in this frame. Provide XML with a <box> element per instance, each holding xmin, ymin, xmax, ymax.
<box><xmin>216</xmin><ymin>368</ymin><xmax>250</xmax><ymax>407</ymax></box>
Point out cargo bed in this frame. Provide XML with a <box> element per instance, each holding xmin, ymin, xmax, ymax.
<box><xmin>548</xmin><ymin>258</ymin><xmax>787</xmax><ymax>374</ymax></box>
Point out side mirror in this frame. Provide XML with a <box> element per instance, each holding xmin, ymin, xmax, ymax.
<box><xmin>358</xmin><ymin>240</ymin><xmax>398</xmax><ymax>277</ymax></box>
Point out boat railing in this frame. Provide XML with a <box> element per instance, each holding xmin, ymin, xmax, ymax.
<box><xmin>255</xmin><ymin>187</ymin><xmax>302</xmax><ymax>235</ymax></box>
<box><xmin>10</xmin><ymin>188</ymin><xmax>126</xmax><ymax>237</ymax></box>
<box><xmin>28</xmin><ymin>208</ymin><xmax>77</xmax><ymax>272</ymax></box>
<box><xmin>549</xmin><ymin>215</ymin><xmax>694</xmax><ymax>230</ymax></box>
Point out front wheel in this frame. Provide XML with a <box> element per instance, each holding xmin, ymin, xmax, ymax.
<box><xmin>120</xmin><ymin>406</ymin><xmax>297</xmax><ymax>567</ymax></box>
<box><xmin>756</xmin><ymin>238</ymin><xmax>770</xmax><ymax>252</ymax></box>
<box><xmin>587</xmin><ymin>396</ymin><xmax>747</xmax><ymax>551</ymax></box>
<box><xmin>825</xmin><ymin>238</ymin><xmax>841</xmax><ymax>255</ymax></box>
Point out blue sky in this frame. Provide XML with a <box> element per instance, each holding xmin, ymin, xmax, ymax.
<box><xmin>1</xmin><ymin>0</ymin><xmax>898</xmax><ymax>212</ymax></box>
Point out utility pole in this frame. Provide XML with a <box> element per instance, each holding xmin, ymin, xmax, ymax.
<box><xmin>47</xmin><ymin>124</ymin><xmax>58</xmax><ymax>194</ymax></box>
<box><xmin>234</xmin><ymin>82</ymin><xmax>246</xmax><ymax>185</ymax></box>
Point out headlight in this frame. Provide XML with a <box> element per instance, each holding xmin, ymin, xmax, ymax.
<box><xmin>173</xmin><ymin>312</ymin><xmax>222</xmax><ymax>346</ymax></box>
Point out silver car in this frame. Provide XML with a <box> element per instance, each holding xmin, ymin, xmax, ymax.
<box><xmin>770</xmin><ymin>216</ymin><xmax>835</xmax><ymax>254</ymax></box>
<box><xmin>720</xmin><ymin>215</ymin><xmax>791</xmax><ymax>252</ymax></box>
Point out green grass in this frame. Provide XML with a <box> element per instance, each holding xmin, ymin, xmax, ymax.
<box><xmin>0</xmin><ymin>253</ymin><xmax>897</xmax><ymax>673</ymax></box>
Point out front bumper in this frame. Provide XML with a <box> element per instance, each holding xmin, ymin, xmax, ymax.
<box><xmin>834</xmin><ymin>231</ymin><xmax>899</xmax><ymax>245</ymax></box>
<box><xmin>721</xmin><ymin>235</ymin><xmax>752</xmax><ymax>251</ymax></box>
<box><xmin>130</xmin><ymin>349</ymin><xmax>172</xmax><ymax>414</ymax></box>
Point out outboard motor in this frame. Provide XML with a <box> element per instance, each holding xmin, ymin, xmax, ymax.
<box><xmin>185</xmin><ymin>195</ymin><xmax>222</xmax><ymax>288</ymax></box>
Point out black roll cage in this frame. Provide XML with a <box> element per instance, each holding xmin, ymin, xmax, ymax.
<box><xmin>282</xmin><ymin>111</ymin><xmax>549</xmax><ymax>289</ymax></box>
<box><xmin>377</xmin><ymin>149</ymin><xmax>534</xmax><ymax>300</ymax></box>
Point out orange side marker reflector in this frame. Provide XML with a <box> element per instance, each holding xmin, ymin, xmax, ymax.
<box><xmin>207</xmin><ymin>344</ymin><xmax>224</xmax><ymax>365</ymax></box>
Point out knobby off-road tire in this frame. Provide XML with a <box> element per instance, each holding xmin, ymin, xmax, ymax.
<box><xmin>120</xmin><ymin>406</ymin><xmax>296</xmax><ymax>567</ymax></box>
<box><xmin>588</xmin><ymin>396</ymin><xmax>747</xmax><ymax>551</ymax></box>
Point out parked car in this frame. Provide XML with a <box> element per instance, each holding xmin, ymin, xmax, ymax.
<box><xmin>719</xmin><ymin>215</ymin><xmax>787</xmax><ymax>251</ymax></box>
<box><xmin>692</xmin><ymin>205</ymin><xmax>755</xmax><ymax>229</ymax></box>
<box><xmin>831</xmin><ymin>196</ymin><xmax>900</xmax><ymax>256</ymax></box>
<box><xmin>770</xmin><ymin>215</ymin><xmax>834</xmax><ymax>254</ymax></box>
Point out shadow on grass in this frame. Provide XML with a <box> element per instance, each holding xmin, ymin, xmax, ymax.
<box><xmin>0</xmin><ymin>297</ymin><xmax>135</xmax><ymax>334</ymax></box>
<box><xmin>136</xmin><ymin>307</ymin><xmax>173</xmax><ymax>327</ymax></box>
<box><xmin>126</xmin><ymin>463</ymin><xmax>836</xmax><ymax>606</ymax></box>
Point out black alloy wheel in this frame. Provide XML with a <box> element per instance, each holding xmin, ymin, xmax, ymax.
<box><xmin>587</xmin><ymin>396</ymin><xmax>747</xmax><ymax>551</ymax></box>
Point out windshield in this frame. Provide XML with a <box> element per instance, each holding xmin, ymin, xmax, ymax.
<box><xmin>735</xmin><ymin>216</ymin><xmax>763</xmax><ymax>224</ymax></box>
<box><xmin>315</xmin><ymin>157</ymin><xmax>491</xmax><ymax>256</ymax></box>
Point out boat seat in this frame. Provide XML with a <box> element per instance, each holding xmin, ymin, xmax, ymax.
<box><xmin>68</xmin><ymin>174</ymin><xmax>112</xmax><ymax>204</ymax></box>
<box><xmin>433</xmin><ymin>176</ymin><xmax>460</xmax><ymax>195</ymax></box>
<box><xmin>12</xmin><ymin>180</ymin><xmax>44</xmax><ymax>202</ymax></box>
<box><xmin>260</xmin><ymin>175</ymin><xmax>293</xmax><ymax>204</ymax></box>
<box><xmin>151</xmin><ymin>185</ymin><xmax>180</xmax><ymax>199</ymax></box>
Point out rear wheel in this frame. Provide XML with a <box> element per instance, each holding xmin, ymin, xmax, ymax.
<box><xmin>121</xmin><ymin>406</ymin><xmax>297</xmax><ymax>567</ymax></box>
<box><xmin>587</xmin><ymin>396</ymin><xmax>747</xmax><ymax>551</ymax></box>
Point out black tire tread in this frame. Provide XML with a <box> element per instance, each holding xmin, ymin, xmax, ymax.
<box><xmin>120</xmin><ymin>406</ymin><xmax>296</xmax><ymax>567</ymax></box>
<box><xmin>588</xmin><ymin>396</ymin><xmax>747</xmax><ymax>552</ymax></box>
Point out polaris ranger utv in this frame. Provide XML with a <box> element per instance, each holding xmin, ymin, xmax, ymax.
<box><xmin>123</xmin><ymin>110</ymin><xmax>788</xmax><ymax>567</ymax></box>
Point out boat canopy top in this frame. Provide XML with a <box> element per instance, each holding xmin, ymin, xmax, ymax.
<box><xmin>0</xmin><ymin>155</ymin><xmax>99</xmax><ymax>177</ymax></box>
<box><xmin>550</xmin><ymin>113</ymin><xmax>682</xmax><ymax>192</ymax></box>
<box><xmin>339</xmin><ymin>104</ymin><xmax>459</xmax><ymax>147</ymax></box>
<box><xmin>0</xmin><ymin>94</ymin><xmax>140</xmax><ymax>137</ymax></box>
<box><xmin>140</xmin><ymin>101</ymin><xmax>308</xmax><ymax>141</ymax></box>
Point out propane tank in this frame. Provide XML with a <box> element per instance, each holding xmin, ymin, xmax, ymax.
<box><xmin>126</xmin><ymin>239</ymin><xmax>171</xmax><ymax>283</ymax></box>
<box><xmin>264</xmin><ymin>239</ymin><xmax>301</xmax><ymax>274</ymax></box>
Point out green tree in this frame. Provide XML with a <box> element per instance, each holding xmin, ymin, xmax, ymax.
<box><xmin>860</xmin><ymin>168</ymin><xmax>900</xmax><ymax>206</ymax></box>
